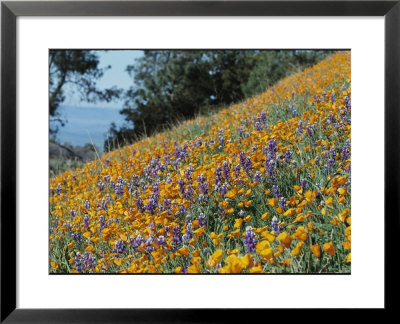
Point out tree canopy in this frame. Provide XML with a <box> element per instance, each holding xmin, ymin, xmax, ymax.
<box><xmin>49</xmin><ymin>50</ymin><xmax>121</xmax><ymax>135</ymax></box>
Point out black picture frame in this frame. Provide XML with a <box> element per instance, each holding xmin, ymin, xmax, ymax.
<box><xmin>1</xmin><ymin>0</ymin><xmax>398</xmax><ymax>322</ymax></box>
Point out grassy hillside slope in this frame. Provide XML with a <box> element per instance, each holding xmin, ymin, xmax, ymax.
<box><xmin>49</xmin><ymin>51</ymin><xmax>351</xmax><ymax>274</ymax></box>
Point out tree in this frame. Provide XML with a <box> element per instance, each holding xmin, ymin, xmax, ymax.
<box><xmin>49</xmin><ymin>50</ymin><xmax>121</xmax><ymax>134</ymax></box>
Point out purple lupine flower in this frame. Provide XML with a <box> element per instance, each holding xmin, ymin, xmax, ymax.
<box><xmin>238</xmin><ymin>126</ymin><xmax>245</xmax><ymax>138</ymax></box>
<box><xmin>218</xmin><ymin>128</ymin><xmax>225</xmax><ymax>143</ymax></box>
<box><xmin>268</xmin><ymin>139</ymin><xmax>277</xmax><ymax>155</ymax></box>
<box><xmin>284</xmin><ymin>149</ymin><xmax>293</xmax><ymax>164</ymax></box>
<box><xmin>239</xmin><ymin>152</ymin><xmax>252</xmax><ymax>174</ymax></box>
<box><xmin>238</xmin><ymin>210</ymin><xmax>246</xmax><ymax>218</ymax></box>
<box><xmin>185</xmin><ymin>166</ymin><xmax>194</xmax><ymax>181</ymax></box>
<box><xmin>261</xmin><ymin>111</ymin><xmax>267</xmax><ymax>123</ymax></box>
<box><xmin>197</xmin><ymin>174</ymin><xmax>206</xmax><ymax>183</ymax></box>
<box><xmin>116</xmin><ymin>181</ymin><xmax>126</xmax><ymax>195</ymax></box>
<box><xmin>171</xmin><ymin>226</ymin><xmax>182</xmax><ymax>247</ymax></box>
<box><xmin>65</xmin><ymin>222</ymin><xmax>72</xmax><ymax>231</ymax></box>
<box><xmin>185</xmin><ymin>222</ymin><xmax>193</xmax><ymax>240</ymax></box>
<box><xmin>130</xmin><ymin>234</ymin><xmax>144</xmax><ymax>250</ymax></box>
<box><xmin>278</xmin><ymin>197</ymin><xmax>286</xmax><ymax>208</ymax></box>
<box><xmin>83</xmin><ymin>200</ymin><xmax>90</xmax><ymax>210</ymax></box>
<box><xmin>330</xmin><ymin>147</ymin><xmax>336</xmax><ymax>159</ymax></box>
<box><xmin>300</xmin><ymin>178</ymin><xmax>308</xmax><ymax>188</ymax></box>
<box><xmin>244</xmin><ymin>226</ymin><xmax>257</xmax><ymax>253</ymax></box>
<box><xmin>178</xmin><ymin>178</ymin><xmax>185</xmax><ymax>195</ymax></box>
<box><xmin>198</xmin><ymin>213</ymin><xmax>206</xmax><ymax>227</ymax></box>
<box><xmin>216</xmin><ymin>183</ymin><xmax>229</xmax><ymax>195</ymax></box>
<box><xmin>113</xmin><ymin>239</ymin><xmax>126</xmax><ymax>254</ymax></box>
<box><xmin>146</xmin><ymin>197</ymin><xmax>157</xmax><ymax>214</ymax></box>
<box><xmin>199</xmin><ymin>181</ymin><xmax>209</xmax><ymax>195</ymax></box>
<box><xmin>328</xmin><ymin>158</ymin><xmax>335</xmax><ymax>167</ymax></box>
<box><xmin>99</xmin><ymin>215</ymin><xmax>107</xmax><ymax>230</ymax></box>
<box><xmin>70</xmin><ymin>210</ymin><xmax>76</xmax><ymax>217</ymax></box>
<box><xmin>165</xmin><ymin>174</ymin><xmax>173</xmax><ymax>184</ymax></box>
<box><xmin>290</xmin><ymin>104</ymin><xmax>298</xmax><ymax>117</ymax></box>
<box><xmin>306</xmin><ymin>124</ymin><xmax>313</xmax><ymax>138</ymax></box>
<box><xmin>71</xmin><ymin>232</ymin><xmax>82</xmax><ymax>243</ymax></box>
<box><xmin>185</xmin><ymin>214</ymin><xmax>192</xmax><ymax>224</ymax></box>
<box><xmin>163</xmin><ymin>226</ymin><xmax>170</xmax><ymax>238</ymax></box>
<box><xmin>272</xmin><ymin>184</ymin><xmax>281</xmax><ymax>197</ymax></box>
<box><xmin>98</xmin><ymin>182</ymin><xmax>105</xmax><ymax>192</ymax></box>
<box><xmin>182</xmin><ymin>233</ymin><xmax>191</xmax><ymax>245</ymax></box>
<box><xmin>176</xmin><ymin>205</ymin><xmax>187</xmax><ymax>216</ymax></box>
<box><xmin>185</xmin><ymin>183</ymin><xmax>195</xmax><ymax>200</ymax></box>
<box><xmin>270</xmin><ymin>216</ymin><xmax>281</xmax><ymax>234</ymax></box>
<box><xmin>157</xmin><ymin>235</ymin><xmax>167</xmax><ymax>246</ymax></box>
<box><xmin>56</xmin><ymin>183</ymin><xmax>62</xmax><ymax>195</ymax></box>
<box><xmin>341</xmin><ymin>141</ymin><xmax>351</xmax><ymax>160</ymax></box>
<box><xmin>291</xmin><ymin>160</ymin><xmax>298</xmax><ymax>169</ymax></box>
<box><xmin>163</xmin><ymin>198</ymin><xmax>172</xmax><ymax>213</ymax></box>
<box><xmin>218</xmin><ymin>136</ymin><xmax>225</xmax><ymax>146</ymax></box>
<box><xmin>84</xmin><ymin>214</ymin><xmax>90</xmax><ymax>228</ymax></box>
<box><xmin>151</xmin><ymin>184</ymin><xmax>160</xmax><ymax>199</ymax></box>
<box><xmin>254</xmin><ymin>171</ymin><xmax>263</xmax><ymax>183</ymax></box>
<box><xmin>222</xmin><ymin>161</ymin><xmax>230</xmax><ymax>180</ymax></box>
<box><xmin>136</xmin><ymin>198</ymin><xmax>144</xmax><ymax>212</ymax></box>
<box><xmin>101</xmin><ymin>197</ymin><xmax>109</xmax><ymax>211</ymax></box>
<box><xmin>215</xmin><ymin>166</ymin><xmax>223</xmax><ymax>186</ymax></box>
<box><xmin>233</xmin><ymin>164</ymin><xmax>241</xmax><ymax>178</ymax></box>
<box><xmin>73</xmin><ymin>252</ymin><xmax>83</xmax><ymax>272</ymax></box>
<box><xmin>266</xmin><ymin>159</ymin><xmax>277</xmax><ymax>177</ymax></box>
<box><xmin>328</xmin><ymin>114</ymin><xmax>336</xmax><ymax>124</ymax></box>
<box><xmin>145</xmin><ymin>236</ymin><xmax>155</xmax><ymax>253</ymax></box>
<box><xmin>140</xmin><ymin>179</ymin><xmax>147</xmax><ymax>191</ymax></box>
<box><xmin>74</xmin><ymin>252</ymin><xmax>96</xmax><ymax>273</ymax></box>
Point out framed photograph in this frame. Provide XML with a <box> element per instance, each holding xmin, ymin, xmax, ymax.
<box><xmin>1</xmin><ymin>0</ymin><xmax>398</xmax><ymax>321</ymax></box>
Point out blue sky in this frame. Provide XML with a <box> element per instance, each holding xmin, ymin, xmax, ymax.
<box><xmin>61</xmin><ymin>50</ymin><xmax>144</xmax><ymax>109</ymax></box>
<box><xmin>53</xmin><ymin>50</ymin><xmax>144</xmax><ymax>148</ymax></box>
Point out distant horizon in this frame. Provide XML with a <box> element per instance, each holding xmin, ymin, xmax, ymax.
<box><xmin>57</xmin><ymin>104</ymin><xmax>123</xmax><ymax>110</ymax></box>
<box><xmin>50</xmin><ymin>50</ymin><xmax>143</xmax><ymax>150</ymax></box>
<box><xmin>50</xmin><ymin>104</ymin><xmax>127</xmax><ymax>150</ymax></box>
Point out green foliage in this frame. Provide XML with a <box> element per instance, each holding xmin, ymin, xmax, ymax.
<box><xmin>49</xmin><ymin>50</ymin><xmax>121</xmax><ymax>134</ymax></box>
<box><xmin>242</xmin><ymin>50</ymin><xmax>334</xmax><ymax>97</ymax></box>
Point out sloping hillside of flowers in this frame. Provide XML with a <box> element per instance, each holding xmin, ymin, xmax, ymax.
<box><xmin>49</xmin><ymin>51</ymin><xmax>351</xmax><ymax>274</ymax></box>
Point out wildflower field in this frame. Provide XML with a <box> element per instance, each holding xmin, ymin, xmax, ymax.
<box><xmin>49</xmin><ymin>51</ymin><xmax>351</xmax><ymax>274</ymax></box>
